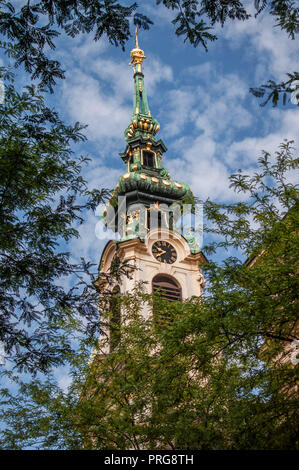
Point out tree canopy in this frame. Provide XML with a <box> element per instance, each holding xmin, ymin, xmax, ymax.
<box><xmin>0</xmin><ymin>73</ymin><xmax>111</xmax><ymax>373</ymax></box>
<box><xmin>0</xmin><ymin>1</ymin><xmax>298</xmax><ymax>101</ymax></box>
<box><xmin>0</xmin><ymin>0</ymin><xmax>297</xmax><ymax>448</ymax></box>
<box><xmin>1</xmin><ymin>141</ymin><xmax>298</xmax><ymax>449</ymax></box>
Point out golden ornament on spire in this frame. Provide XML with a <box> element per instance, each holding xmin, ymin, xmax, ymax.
<box><xmin>129</xmin><ymin>26</ymin><xmax>146</xmax><ymax>67</ymax></box>
<box><xmin>135</xmin><ymin>26</ymin><xmax>139</xmax><ymax>49</ymax></box>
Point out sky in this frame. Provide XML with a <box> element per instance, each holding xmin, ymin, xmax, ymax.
<box><xmin>0</xmin><ymin>2</ymin><xmax>297</xmax><ymax>266</ymax></box>
<box><xmin>43</xmin><ymin>0</ymin><xmax>299</xmax><ymax>271</ymax></box>
<box><xmin>1</xmin><ymin>1</ymin><xmax>298</xmax><ymax>391</ymax></box>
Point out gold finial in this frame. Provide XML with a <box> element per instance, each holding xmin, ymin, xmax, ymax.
<box><xmin>129</xmin><ymin>26</ymin><xmax>146</xmax><ymax>67</ymax></box>
<box><xmin>135</xmin><ymin>26</ymin><xmax>139</xmax><ymax>49</ymax></box>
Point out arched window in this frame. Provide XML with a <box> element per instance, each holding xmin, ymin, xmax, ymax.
<box><xmin>109</xmin><ymin>286</ymin><xmax>121</xmax><ymax>352</ymax></box>
<box><xmin>152</xmin><ymin>274</ymin><xmax>182</xmax><ymax>302</ymax></box>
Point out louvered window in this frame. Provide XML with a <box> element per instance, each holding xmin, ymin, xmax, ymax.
<box><xmin>147</xmin><ymin>209</ymin><xmax>162</xmax><ymax>230</ymax></box>
<box><xmin>152</xmin><ymin>275</ymin><xmax>182</xmax><ymax>302</ymax></box>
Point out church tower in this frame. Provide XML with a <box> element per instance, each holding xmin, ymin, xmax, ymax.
<box><xmin>96</xmin><ymin>31</ymin><xmax>206</xmax><ymax>350</ymax></box>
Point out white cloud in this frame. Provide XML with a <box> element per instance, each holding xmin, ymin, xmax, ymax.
<box><xmin>167</xmin><ymin>134</ymin><xmax>233</xmax><ymax>202</ymax></box>
<box><xmin>161</xmin><ymin>66</ymin><xmax>253</xmax><ymax>139</ymax></box>
<box><xmin>157</xmin><ymin>67</ymin><xmax>254</xmax><ymax>201</ymax></box>
<box><xmin>55</xmin><ymin>2</ymin><xmax>298</xmax><ymax>256</ymax></box>
<box><xmin>166</xmin><ymin>105</ymin><xmax>298</xmax><ymax>203</ymax></box>
<box><xmin>160</xmin><ymin>63</ymin><xmax>297</xmax><ymax>203</ymax></box>
<box><xmin>163</xmin><ymin>88</ymin><xmax>195</xmax><ymax>137</ymax></box>
<box><xmin>221</xmin><ymin>3</ymin><xmax>298</xmax><ymax>82</ymax></box>
<box><xmin>60</xmin><ymin>41</ymin><xmax>173</xmax><ymax>151</ymax></box>
<box><xmin>226</xmin><ymin>109</ymin><xmax>299</xmax><ymax>167</ymax></box>
<box><xmin>62</xmin><ymin>70</ymin><xmax>130</xmax><ymax>145</ymax></box>
<box><xmin>142</xmin><ymin>2</ymin><xmax>177</xmax><ymax>24</ymax></box>
<box><xmin>53</xmin><ymin>367</ymin><xmax>73</xmax><ymax>392</ymax></box>
<box><xmin>83</xmin><ymin>159</ymin><xmax>122</xmax><ymax>193</ymax></box>
<box><xmin>69</xmin><ymin>211</ymin><xmax>109</xmax><ymax>266</ymax></box>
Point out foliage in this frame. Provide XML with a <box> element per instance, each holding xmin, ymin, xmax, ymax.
<box><xmin>0</xmin><ymin>0</ymin><xmax>152</xmax><ymax>92</ymax></box>
<box><xmin>250</xmin><ymin>72</ymin><xmax>299</xmax><ymax>107</ymax></box>
<box><xmin>0</xmin><ymin>1</ymin><xmax>297</xmax><ymax>93</ymax></box>
<box><xmin>250</xmin><ymin>1</ymin><xmax>299</xmax><ymax>106</ymax></box>
<box><xmin>266</xmin><ymin>0</ymin><xmax>299</xmax><ymax>39</ymax></box>
<box><xmin>0</xmin><ymin>0</ymin><xmax>297</xmax><ymax>451</ymax></box>
<box><xmin>1</xmin><ymin>141</ymin><xmax>298</xmax><ymax>449</ymax></box>
<box><xmin>0</xmin><ymin>75</ymin><xmax>110</xmax><ymax>373</ymax></box>
<box><xmin>0</xmin><ymin>371</ymin><xmax>83</xmax><ymax>449</ymax></box>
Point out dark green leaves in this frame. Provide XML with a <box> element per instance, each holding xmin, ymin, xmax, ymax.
<box><xmin>133</xmin><ymin>13</ymin><xmax>154</xmax><ymax>30</ymax></box>
<box><xmin>1</xmin><ymin>1</ymin><xmax>298</xmax><ymax>92</ymax></box>
<box><xmin>269</xmin><ymin>0</ymin><xmax>299</xmax><ymax>40</ymax></box>
<box><xmin>0</xmin><ymin>1</ymin><xmax>150</xmax><ymax>91</ymax></box>
<box><xmin>0</xmin><ymin>80</ymin><xmax>109</xmax><ymax>373</ymax></box>
<box><xmin>201</xmin><ymin>0</ymin><xmax>250</xmax><ymax>25</ymax></box>
<box><xmin>250</xmin><ymin>72</ymin><xmax>299</xmax><ymax>107</ymax></box>
<box><xmin>173</xmin><ymin>15</ymin><xmax>217</xmax><ymax>50</ymax></box>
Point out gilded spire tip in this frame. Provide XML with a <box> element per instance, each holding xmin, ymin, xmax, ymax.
<box><xmin>135</xmin><ymin>26</ymin><xmax>139</xmax><ymax>49</ymax></box>
<box><xmin>129</xmin><ymin>26</ymin><xmax>146</xmax><ymax>67</ymax></box>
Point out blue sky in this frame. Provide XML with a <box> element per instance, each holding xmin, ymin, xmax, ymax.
<box><xmin>2</xmin><ymin>2</ymin><xmax>298</xmax><ymax>266</ymax></box>
<box><xmin>1</xmin><ymin>1</ymin><xmax>298</xmax><ymax>391</ymax></box>
<box><xmin>41</xmin><ymin>1</ymin><xmax>299</xmax><ymax>273</ymax></box>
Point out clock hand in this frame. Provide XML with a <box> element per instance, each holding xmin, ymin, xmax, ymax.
<box><xmin>157</xmin><ymin>250</ymin><xmax>166</xmax><ymax>255</ymax></box>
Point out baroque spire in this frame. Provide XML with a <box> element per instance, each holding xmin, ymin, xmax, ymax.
<box><xmin>101</xmin><ymin>30</ymin><xmax>195</xmax><ymax>247</ymax></box>
<box><xmin>125</xmin><ymin>27</ymin><xmax>160</xmax><ymax>140</ymax></box>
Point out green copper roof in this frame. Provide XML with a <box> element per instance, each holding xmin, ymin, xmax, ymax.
<box><xmin>100</xmin><ymin>29</ymin><xmax>200</xmax><ymax>252</ymax></box>
<box><xmin>110</xmin><ymin>171</ymin><xmax>193</xmax><ymax>207</ymax></box>
<box><xmin>124</xmin><ymin>31</ymin><xmax>160</xmax><ymax>142</ymax></box>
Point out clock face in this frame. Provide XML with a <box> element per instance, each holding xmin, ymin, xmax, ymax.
<box><xmin>152</xmin><ymin>241</ymin><xmax>177</xmax><ymax>264</ymax></box>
